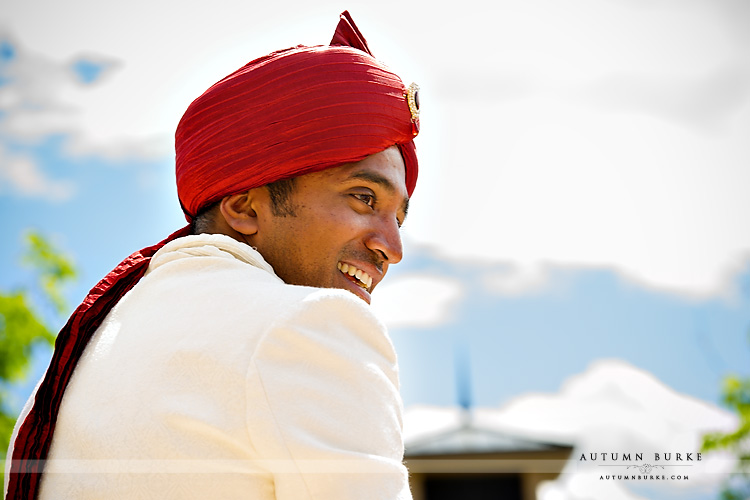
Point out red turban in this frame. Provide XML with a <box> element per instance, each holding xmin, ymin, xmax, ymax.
<box><xmin>6</xmin><ymin>11</ymin><xmax>419</xmax><ymax>500</ymax></box>
<box><xmin>176</xmin><ymin>11</ymin><xmax>419</xmax><ymax>219</ymax></box>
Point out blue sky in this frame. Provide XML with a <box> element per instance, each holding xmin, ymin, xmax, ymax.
<box><xmin>2</xmin><ymin>1</ymin><xmax>749</xmax><ymax>499</ymax></box>
<box><xmin>385</xmin><ymin>247</ymin><xmax>750</xmax><ymax>409</ymax></box>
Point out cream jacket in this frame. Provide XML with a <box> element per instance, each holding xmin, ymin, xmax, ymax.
<box><xmin>8</xmin><ymin>234</ymin><xmax>411</xmax><ymax>499</ymax></box>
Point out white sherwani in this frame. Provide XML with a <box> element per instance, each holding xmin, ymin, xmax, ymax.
<box><xmin>7</xmin><ymin>234</ymin><xmax>411</xmax><ymax>499</ymax></box>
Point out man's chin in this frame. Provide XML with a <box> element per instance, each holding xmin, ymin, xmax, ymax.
<box><xmin>335</xmin><ymin>274</ymin><xmax>372</xmax><ymax>304</ymax></box>
<box><xmin>283</xmin><ymin>274</ymin><xmax>373</xmax><ymax>304</ymax></box>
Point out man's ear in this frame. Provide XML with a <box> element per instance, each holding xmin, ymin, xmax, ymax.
<box><xmin>219</xmin><ymin>189</ymin><xmax>263</xmax><ymax>236</ymax></box>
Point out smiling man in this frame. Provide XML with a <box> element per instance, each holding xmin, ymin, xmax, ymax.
<box><xmin>6</xmin><ymin>11</ymin><xmax>419</xmax><ymax>500</ymax></box>
<box><xmin>210</xmin><ymin>145</ymin><xmax>409</xmax><ymax>304</ymax></box>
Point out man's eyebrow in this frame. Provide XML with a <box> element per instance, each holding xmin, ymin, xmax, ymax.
<box><xmin>350</xmin><ymin>171</ymin><xmax>396</xmax><ymax>192</ymax></box>
<box><xmin>350</xmin><ymin>170</ymin><xmax>410</xmax><ymax>219</ymax></box>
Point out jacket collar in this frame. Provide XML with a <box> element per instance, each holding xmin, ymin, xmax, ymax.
<box><xmin>148</xmin><ymin>233</ymin><xmax>279</xmax><ymax>280</ymax></box>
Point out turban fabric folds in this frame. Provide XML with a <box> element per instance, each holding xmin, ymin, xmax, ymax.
<box><xmin>176</xmin><ymin>11</ymin><xmax>419</xmax><ymax>219</ymax></box>
<box><xmin>6</xmin><ymin>11</ymin><xmax>419</xmax><ymax>499</ymax></box>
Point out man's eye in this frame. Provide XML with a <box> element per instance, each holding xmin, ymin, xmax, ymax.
<box><xmin>353</xmin><ymin>193</ymin><xmax>375</xmax><ymax>208</ymax></box>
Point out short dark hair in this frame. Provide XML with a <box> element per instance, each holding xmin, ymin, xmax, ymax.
<box><xmin>265</xmin><ymin>177</ymin><xmax>297</xmax><ymax>217</ymax></box>
<box><xmin>189</xmin><ymin>177</ymin><xmax>298</xmax><ymax>235</ymax></box>
<box><xmin>190</xmin><ymin>200</ymin><xmax>221</xmax><ymax>235</ymax></box>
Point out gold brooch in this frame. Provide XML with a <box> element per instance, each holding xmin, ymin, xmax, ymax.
<box><xmin>406</xmin><ymin>82</ymin><xmax>420</xmax><ymax>135</ymax></box>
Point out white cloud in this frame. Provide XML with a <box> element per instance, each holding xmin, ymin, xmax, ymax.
<box><xmin>0</xmin><ymin>145</ymin><xmax>75</xmax><ymax>200</ymax></box>
<box><xmin>371</xmin><ymin>274</ymin><xmax>463</xmax><ymax>329</ymax></box>
<box><xmin>488</xmin><ymin>360</ymin><xmax>737</xmax><ymax>448</ymax></box>
<box><xmin>409</xmin><ymin>83</ymin><xmax>750</xmax><ymax>297</ymax></box>
<box><xmin>3</xmin><ymin>0</ymin><xmax>750</xmax><ymax>298</ymax></box>
<box><xmin>404</xmin><ymin>1</ymin><xmax>750</xmax><ymax>299</ymax></box>
<box><xmin>0</xmin><ymin>33</ymin><xmax>113</xmax><ymax>138</ymax></box>
<box><xmin>404</xmin><ymin>360</ymin><xmax>738</xmax><ymax>499</ymax></box>
<box><xmin>0</xmin><ymin>33</ymin><xmax>181</xmax><ymax>205</ymax></box>
<box><xmin>0</xmin><ymin>31</ymin><xmax>146</xmax><ymax>158</ymax></box>
<box><xmin>0</xmin><ymin>48</ymin><xmax>67</xmax><ymax>135</ymax></box>
<box><xmin>405</xmin><ymin>358</ymin><xmax>737</xmax><ymax>452</ymax></box>
<box><xmin>481</xmin><ymin>263</ymin><xmax>553</xmax><ymax>296</ymax></box>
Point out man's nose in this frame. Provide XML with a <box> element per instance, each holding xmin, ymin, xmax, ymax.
<box><xmin>365</xmin><ymin>216</ymin><xmax>403</xmax><ymax>265</ymax></box>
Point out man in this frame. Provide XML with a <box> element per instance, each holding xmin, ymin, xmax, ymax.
<box><xmin>5</xmin><ymin>11</ymin><xmax>419</xmax><ymax>499</ymax></box>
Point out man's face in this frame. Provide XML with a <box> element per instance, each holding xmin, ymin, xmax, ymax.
<box><xmin>252</xmin><ymin>146</ymin><xmax>409</xmax><ymax>304</ymax></box>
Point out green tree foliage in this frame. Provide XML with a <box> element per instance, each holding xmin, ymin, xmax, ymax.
<box><xmin>0</xmin><ymin>231</ymin><xmax>76</xmax><ymax>482</ymax></box>
<box><xmin>702</xmin><ymin>370</ymin><xmax>750</xmax><ymax>500</ymax></box>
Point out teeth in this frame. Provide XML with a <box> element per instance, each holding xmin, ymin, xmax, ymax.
<box><xmin>338</xmin><ymin>262</ymin><xmax>372</xmax><ymax>291</ymax></box>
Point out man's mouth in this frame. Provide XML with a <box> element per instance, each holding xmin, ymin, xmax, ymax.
<box><xmin>337</xmin><ymin>262</ymin><xmax>373</xmax><ymax>291</ymax></box>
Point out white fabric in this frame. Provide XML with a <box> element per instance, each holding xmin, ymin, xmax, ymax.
<box><xmin>11</xmin><ymin>234</ymin><xmax>411</xmax><ymax>499</ymax></box>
